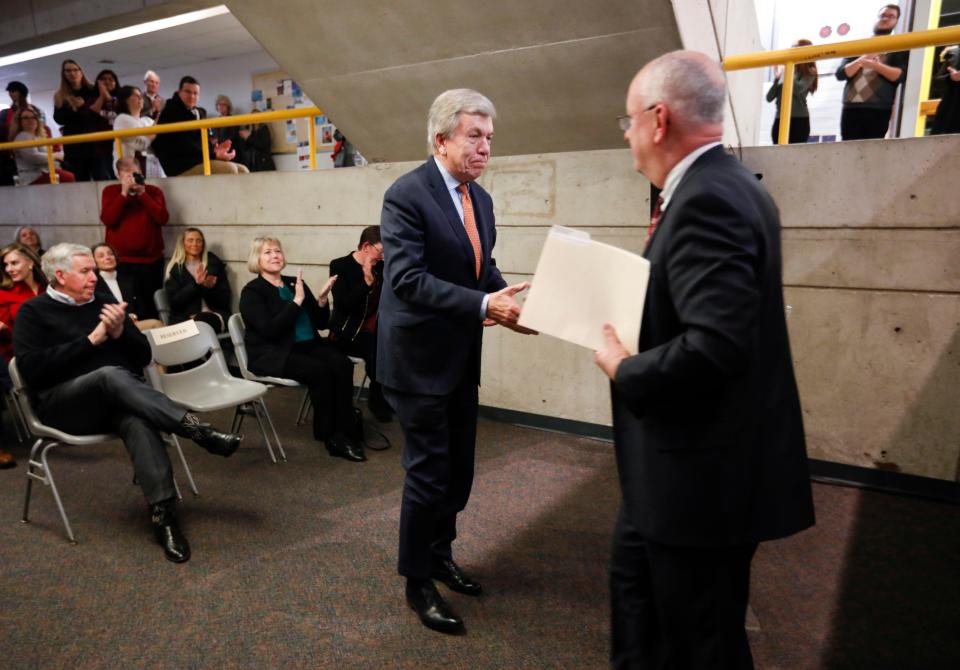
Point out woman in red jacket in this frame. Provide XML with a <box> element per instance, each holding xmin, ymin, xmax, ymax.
<box><xmin>0</xmin><ymin>243</ymin><xmax>46</xmax><ymax>468</ymax></box>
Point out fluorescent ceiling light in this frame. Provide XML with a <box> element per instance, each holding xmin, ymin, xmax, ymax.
<box><xmin>0</xmin><ymin>5</ymin><xmax>230</xmax><ymax>68</ymax></box>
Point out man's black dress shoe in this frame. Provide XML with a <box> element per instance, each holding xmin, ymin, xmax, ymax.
<box><xmin>179</xmin><ymin>413</ymin><xmax>242</xmax><ymax>457</ymax></box>
<box><xmin>150</xmin><ymin>499</ymin><xmax>190</xmax><ymax>563</ymax></box>
<box><xmin>432</xmin><ymin>559</ymin><xmax>482</xmax><ymax>596</ymax></box>
<box><xmin>325</xmin><ymin>434</ymin><xmax>366</xmax><ymax>462</ymax></box>
<box><xmin>406</xmin><ymin>579</ymin><xmax>464</xmax><ymax>634</ymax></box>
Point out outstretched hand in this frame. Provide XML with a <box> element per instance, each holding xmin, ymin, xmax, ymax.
<box><xmin>318</xmin><ymin>275</ymin><xmax>337</xmax><ymax>307</ymax></box>
<box><xmin>594</xmin><ymin>323</ymin><xmax>630</xmax><ymax>380</ymax></box>
<box><xmin>486</xmin><ymin>282</ymin><xmax>537</xmax><ymax>334</ymax></box>
<box><xmin>293</xmin><ymin>270</ymin><xmax>305</xmax><ymax>305</ymax></box>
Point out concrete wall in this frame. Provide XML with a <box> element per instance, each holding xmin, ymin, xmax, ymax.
<box><xmin>1</xmin><ymin>135</ymin><xmax>958</xmax><ymax>482</ymax></box>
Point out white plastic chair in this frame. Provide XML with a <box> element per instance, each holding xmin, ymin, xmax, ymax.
<box><xmin>227</xmin><ymin>313</ymin><xmax>311</xmax><ymax>426</ymax></box>
<box><xmin>144</xmin><ymin>321</ymin><xmax>283</xmax><ymax>462</ymax></box>
<box><xmin>10</xmin><ymin>358</ymin><xmax>197</xmax><ymax>543</ymax></box>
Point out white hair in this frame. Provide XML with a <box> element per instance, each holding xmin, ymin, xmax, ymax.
<box><xmin>42</xmin><ymin>243</ymin><xmax>92</xmax><ymax>285</ymax></box>
<box><xmin>426</xmin><ymin>89</ymin><xmax>496</xmax><ymax>155</ymax></box>
<box><xmin>638</xmin><ymin>51</ymin><xmax>726</xmax><ymax>126</ymax></box>
<box><xmin>144</xmin><ymin>70</ymin><xmax>159</xmax><ymax>82</ymax></box>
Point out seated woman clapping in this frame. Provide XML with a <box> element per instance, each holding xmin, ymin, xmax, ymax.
<box><xmin>92</xmin><ymin>243</ymin><xmax>164</xmax><ymax>331</ymax></box>
<box><xmin>163</xmin><ymin>227</ymin><xmax>231</xmax><ymax>332</ymax></box>
<box><xmin>239</xmin><ymin>236</ymin><xmax>364</xmax><ymax>462</ymax></box>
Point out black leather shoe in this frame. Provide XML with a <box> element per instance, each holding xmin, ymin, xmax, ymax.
<box><xmin>150</xmin><ymin>500</ymin><xmax>190</xmax><ymax>563</ymax></box>
<box><xmin>325</xmin><ymin>434</ymin><xmax>366</xmax><ymax>462</ymax></box>
<box><xmin>432</xmin><ymin>559</ymin><xmax>482</xmax><ymax>596</ymax></box>
<box><xmin>179</xmin><ymin>413</ymin><xmax>242</xmax><ymax>457</ymax></box>
<box><xmin>406</xmin><ymin>579</ymin><xmax>464</xmax><ymax>634</ymax></box>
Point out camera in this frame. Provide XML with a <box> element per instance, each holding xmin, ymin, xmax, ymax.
<box><xmin>943</xmin><ymin>45</ymin><xmax>960</xmax><ymax>70</ymax></box>
<box><xmin>133</xmin><ymin>172</ymin><xmax>146</xmax><ymax>185</ymax></box>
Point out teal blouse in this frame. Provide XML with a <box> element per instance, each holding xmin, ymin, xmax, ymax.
<box><xmin>278</xmin><ymin>283</ymin><xmax>316</xmax><ymax>343</ymax></box>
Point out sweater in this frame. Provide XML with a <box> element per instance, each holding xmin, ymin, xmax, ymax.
<box><xmin>100</xmin><ymin>183</ymin><xmax>168</xmax><ymax>263</ymax></box>
<box><xmin>13</xmin><ymin>292</ymin><xmax>150</xmax><ymax>393</ymax></box>
<box><xmin>0</xmin><ymin>281</ymin><xmax>41</xmax><ymax>361</ymax></box>
<box><xmin>329</xmin><ymin>252</ymin><xmax>381</xmax><ymax>342</ymax></box>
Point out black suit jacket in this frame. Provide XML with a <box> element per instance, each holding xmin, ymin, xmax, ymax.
<box><xmin>239</xmin><ymin>274</ymin><xmax>330</xmax><ymax>377</ymax></box>
<box><xmin>95</xmin><ymin>270</ymin><xmax>144</xmax><ymax>319</ymax></box>
<box><xmin>377</xmin><ymin>158</ymin><xmax>507</xmax><ymax>395</ymax></box>
<box><xmin>612</xmin><ymin>146</ymin><xmax>814</xmax><ymax>547</ymax></box>
<box><xmin>152</xmin><ymin>94</ymin><xmax>204</xmax><ymax>176</ymax></box>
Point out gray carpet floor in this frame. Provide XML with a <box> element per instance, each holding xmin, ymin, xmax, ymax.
<box><xmin>1</xmin><ymin>387</ymin><xmax>957</xmax><ymax>669</ymax></box>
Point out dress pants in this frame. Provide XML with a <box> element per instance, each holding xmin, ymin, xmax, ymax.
<box><xmin>281</xmin><ymin>338</ymin><xmax>355</xmax><ymax>441</ymax></box>
<box><xmin>383</xmin><ymin>377</ymin><xmax>478</xmax><ymax>579</ymax></box>
<box><xmin>610</xmin><ymin>505</ymin><xmax>757</xmax><ymax>670</ymax></box>
<box><xmin>119</xmin><ymin>259</ymin><xmax>165</xmax><ymax>320</ymax></box>
<box><xmin>840</xmin><ymin>107</ymin><xmax>892</xmax><ymax>140</ymax></box>
<box><xmin>37</xmin><ymin>366</ymin><xmax>187</xmax><ymax>505</ymax></box>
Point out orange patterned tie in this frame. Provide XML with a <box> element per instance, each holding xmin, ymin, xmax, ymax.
<box><xmin>645</xmin><ymin>195</ymin><xmax>663</xmax><ymax>246</ymax></box>
<box><xmin>457</xmin><ymin>183</ymin><xmax>482</xmax><ymax>278</ymax></box>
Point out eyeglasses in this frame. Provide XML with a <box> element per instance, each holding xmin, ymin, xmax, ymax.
<box><xmin>617</xmin><ymin>103</ymin><xmax>659</xmax><ymax>132</ymax></box>
<box><xmin>19</xmin><ymin>115</ymin><xmax>37</xmax><ymax>121</ymax></box>
<box><xmin>878</xmin><ymin>12</ymin><xmax>898</xmax><ymax>20</ymax></box>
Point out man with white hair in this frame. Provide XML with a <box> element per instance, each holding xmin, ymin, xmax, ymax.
<box><xmin>13</xmin><ymin>243</ymin><xmax>243</xmax><ymax>564</ymax></box>
<box><xmin>595</xmin><ymin>51</ymin><xmax>815</xmax><ymax>668</ymax></box>
<box><xmin>143</xmin><ymin>70</ymin><xmax>164</xmax><ymax>121</ymax></box>
<box><xmin>378</xmin><ymin>89</ymin><xmax>534</xmax><ymax>633</ymax></box>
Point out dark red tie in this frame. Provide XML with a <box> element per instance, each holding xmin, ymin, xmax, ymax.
<box><xmin>457</xmin><ymin>183</ymin><xmax>482</xmax><ymax>278</ymax></box>
<box><xmin>646</xmin><ymin>196</ymin><xmax>664</xmax><ymax>245</ymax></box>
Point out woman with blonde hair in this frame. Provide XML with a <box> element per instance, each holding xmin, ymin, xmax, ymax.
<box><xmin>11</xmin><ymin>107</ymin><xmax>76</xmax><ymax>184</ymax></box>
<box><xmin>163</xmin><ymin>228</ymin><xmax>231</xmax><ymax>332</ymax></box>
<box><xmin>0</xmin><ymin>242</ymin><xmax>47</xmax><ymax>469</ymax></box>
<box><xmin>239</xmin><ymin>236</ymin><xmax>363</xmax><ymax>462</ymax></box>
<box><xmin>52</xmin><ymin>59</ymin><xmax>112</xmax><ymax>180</ymax></box>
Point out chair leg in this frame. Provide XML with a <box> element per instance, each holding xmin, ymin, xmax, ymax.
<box><xmin>39</xmin><ymin>443</ymin><xmax>77</xmax><ymax>543</ymax></box>
<box><xmin>231</xmin><ymin>406</ymin><xmax>246</xmax><ymax>434</ymax></box>
<box><xmin>7</xmin><ymin>393</ymin><xmax>29</xmax><ymax>442</ymax></box>
<box><xmin>259</xmin><ymin>398</ymin><xmax>286</xmax><ymax>462</ymax></box>
<box><xmin>250</xmin><ymin>400</ymin><xmax>278</xmax><ymax>464</ymax></box>
<box><xmin>167</xmin><ymin>434</ymin><xmax>199</xmax><ymax>496</ymax></box>
<box><xmin>354</xmin><ymin>374</ymin><xmax>369</xmax><ymax>404</ymax></box>
<box><xmin>296</xmin><ymin>389</ymin><xmax>311</xmax><ymax>427</ymax></box>
<box><xmin>21</xmin><ymin>438</ymin><xmax>43</xmax><ymax>524</ymax></box>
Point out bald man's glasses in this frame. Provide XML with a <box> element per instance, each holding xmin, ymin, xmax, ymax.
<box><xmin>617</xmin><ymin>104</ymin><xmax>658</xmax><ymax>132</ymax></box>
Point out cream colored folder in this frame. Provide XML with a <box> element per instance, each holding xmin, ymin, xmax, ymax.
<box><xmin>518</xmin><ymin>226</ymin><xmax>649</xmax><ymax>355</ymax></box>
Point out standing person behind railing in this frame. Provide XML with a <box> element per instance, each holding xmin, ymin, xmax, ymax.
<box><xmin>835</xmin><ymin>5</ymin><xmax>908</xmax><ymax>141</ymax></box>
<box><xmin>0</xmin><ymin>242</ymin><xmax>46</xmax><ymax>469</ymax></box>
<box><xmin>931</xmin><ymin>46</ymin><xmax>960</xmax><ymax>135</ymax></box>
<box><xmin>11</xmin><ymin>108</ymin><xmax>76</xmax><ymax>185</ymax></box>
<box><xmin>766</xmin><ymin>40</ymin><xmax>818</xmax><ymax>144</ymax></box>
<box><xmin>152</xmin><ymin>76</ymin><xmax>250</xmax><ymax>177</ymax></box>
<box><xmin>164</xmin><ymin>227</ymin><xmax>232</xmax><ymax>333</ymax></box>
<box><xmin>53</xmin><ymin>59</ymin><xmax>112</xmax><ymax>181</ymax></box>
<box><xmin>112</xmin><ymin>86</ymin><xmax>166</xmax><ymax>178</ymax></box>
<box><xmin>211</xmin><ymin>94</ymin><xmax>246</xmax><ymax>167</ymax></box>
<box><xmin>143</xmin><ymin>70</ymin><xmax>165</xmax><ymax>122</ymax></box>
<box><xmin>239</xmin><ymin>110</ymin><xmax>276</xmax><ymax>172</ymax></box>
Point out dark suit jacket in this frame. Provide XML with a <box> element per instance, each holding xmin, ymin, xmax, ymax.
<box><xmin>239</xmin><ymin>274</ymin><xmax>330</xmax><ymax>377</ymax></box>
<box><xmin>377</xmin><ymin>158</ymin><xmax>507</xmax><ymax>395</ymax></box>
<box><xmin>163</xmin><ymin>251</ymin><xmax>232</xmax><ymax>326</ymax></box>
<box><xmin>95</xmin><ymin>270</ymin><xmax>145</xmax><ymax>319</ymax></box>
<box><xmin>612</xmin><ymin>146</ymin><xmax>814</xmax><ymax>548</ymax></box>
<box><xmin>152</xmin><ymin>93</ymin><xmax>204</xmax><ymax>176</ymax></box>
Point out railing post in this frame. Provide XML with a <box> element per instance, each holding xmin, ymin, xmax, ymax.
<box><xmin>45</xmin><ymin>146</ymin><xmax>59</xmax><ymax>185</ymax></box>
<box><xmin>115</xmin><ymin>137</ymin><xmax>123</xmax><ymax>160</ymax></box>
<box><xmin>200</xmin><ymin>129</ymin><xmax>211</xmax><ymax>176</ymax></box>
<box><xmin>308</xmin><ymin>118</ymin><xmax>317</xmax><ymax>170</ymax></box>
<box><xmin>778</xmin><ymin>62</ymin><xmax>795</xmax><ymax>145</ymax></box>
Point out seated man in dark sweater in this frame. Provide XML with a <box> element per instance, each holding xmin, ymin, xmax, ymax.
<box><xmin>13</xmin><ymin>243</ymin><xmax>243</xmax><ymax>564</ymax></box>
<box><xmin>329</xmin><ymin>225</ymin><xmax>391</xmax><ymax>422</ymax></box>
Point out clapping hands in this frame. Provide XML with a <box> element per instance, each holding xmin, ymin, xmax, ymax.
<box><xmin>194</xmin><ymin>264</ymin><xmax>217</xmax><ymax>289</ymax></box>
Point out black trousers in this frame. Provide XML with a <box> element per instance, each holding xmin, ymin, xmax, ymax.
<box><xmin>281</xmin><ymin>339</ymin><xmax>354</xmax><ymax>441</ymax></box>
<box><xmin>610</xmin><ymin>505</ymin><xmax>757</xmax><ymax>670</ymax></box>
<box><xmin>37</xmin><ymin>366</ymin><xmax>187</xmax><ymax>505</ymax></box>
<box><xmin>119</xmin><ymin>259</ymin><xmax>165</xmax><ymax>320</ymax></box>
<box><xmin>840</xmin><ymin>107</ymin><xmax>892</xmax><ymax>140</ymax></box>
<box><xmin>332</xmin><ymin>331</ymin><xmax>386</xmax><ymax>406</ymax></box>
<box><xmin>383</xmin><ymin>378</ymin><xmax>478</xmax><ymax>579</ymax></box>
<box><xmin>770</xmin><ymin>117</ymin><xmax>810</xmax><ymax>144</ymax></box>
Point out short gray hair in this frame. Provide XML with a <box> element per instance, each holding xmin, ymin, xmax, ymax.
<box><xmin>144</xmin><ymin>70</ymin><xmax>159</xmax><ymax>82</ymax></box>
<box><xmin>42</xmin><ymin>243</ymin><xmax>92</xmax><ymax>284</ymax></box>
<box><xmin>248</xmin><ymin>236</ymin><xmax>283</xmax><ymax>274</ymax></box>
<box><xmin>638</xmin><ymin>51</ymin><xmax>726</xmax><ymax>126</ymax></box>
<box><xmin>426</xmin><ymin>89</ymin><xmax>496</xmax><ymax>155</ymax></box>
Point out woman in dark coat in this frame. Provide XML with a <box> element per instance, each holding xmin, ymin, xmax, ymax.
<box><xmin>239</xmin><ymin>236</ymin><xmax>363</xmax><ymax>462</ymax></box>
<box><xmin>931</xmin><ymin>46</ymin><xmax>960</xmax><ymax>135</ymax></box>
<box><xmin>163</xmin><ymin>227</ymin><xmax>231</xmax><ymax>332</ymax></box>
<box><xmin>52</xmin><ymin>59</ymin><xmax>112</xmax><ymax>181</ymax></box>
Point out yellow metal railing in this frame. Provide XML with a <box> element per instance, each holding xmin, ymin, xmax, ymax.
<box><xmin>0</xmin><ymin>106</ymin><xmax>322</xmax><ymax>184</ymax></box>
<box><xmin>723</xmin><ymin>25</ymin><xmax>960</xmax><ymax>144</ymax></box>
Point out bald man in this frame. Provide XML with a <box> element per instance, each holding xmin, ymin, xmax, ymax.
<box><xmin>595</xmin><ymin>51</ymin><xmax>815</xmax><ymax>669</ymax></box>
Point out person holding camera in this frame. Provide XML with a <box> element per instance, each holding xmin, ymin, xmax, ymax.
<box><xmin>932</xmin><ymin>46</ymin><xmax>960</xmax><ymax>135</ymax></box>
<box><xmin>100</xmin><ymin>156</ymin><xmax>168</xmax><ymax>320</ymax></box>
<box><xmin>328</xmin><ymin>225</ymin><xmax>391</xmax><ymax>422</ymax></box>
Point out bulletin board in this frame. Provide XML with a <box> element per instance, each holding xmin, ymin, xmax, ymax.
<box><xmin>250</xmin><ymin>69</ymin><xmax>336</xmax><ymax>156</ymax></box>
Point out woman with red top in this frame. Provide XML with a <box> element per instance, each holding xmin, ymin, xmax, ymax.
<box><xmin>0</xmin><ymin>243</ymin><xmax>46</xmax><ymax>469</ymax></box>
